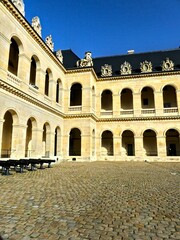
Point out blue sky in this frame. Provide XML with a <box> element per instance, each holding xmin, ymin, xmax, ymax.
<box><xmin>25</xmin><ymin>0</ymin><xmax>180</xmax><ymax>58</ymax></box>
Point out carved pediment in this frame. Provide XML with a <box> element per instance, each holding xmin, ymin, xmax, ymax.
<box><xmin>120</xmin><ymin>61</ymin><xmax>132</xmax><ymax>75</ymax></box>
<box><xmin>140</xmin><ymin>60</ymin><xmax>152</xmax><ymax>73</ymax></box>
<box><xmin>101</xmin><ymin>64</ymin><xmax>112</xmax><ymax>77</ymax></box>
<box><xmin>162</xmin><ymin>58</ymin><xmax>174</xmax><ymax>71</ymax></box>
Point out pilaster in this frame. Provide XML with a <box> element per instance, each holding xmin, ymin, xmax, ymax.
<box><xmin>154</xmin><ymin>91</ymin><xmax>164</xmax><ymax>116</ymax></box>
<box><xmin>11</xmin><ymin>124</ymin><xmax>27</xmax><ymax>158</ymax></box>
<box><xmin>133</xmin><ymin>92</ymin><xmax>141</xmax><ymax>117</ymax></box>
<box><xmin>157</xmin><ymin>136</ymin><xmax>167</xmax><ymax>158</ymax></box>
<box><xmin>113</xmin><ymin>93</ymin><xmax>120</xmax><ymax>117</ymax></box>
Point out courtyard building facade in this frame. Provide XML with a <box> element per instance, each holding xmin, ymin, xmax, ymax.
<box><xmin>0</xmin><ymin>0</ymin><xmax>180</xmax><ymax>162</ymax></box>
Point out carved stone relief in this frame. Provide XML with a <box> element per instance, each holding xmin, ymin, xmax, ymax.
<box><xmin>162</xmin><ymin>58</ymin><xmax>174</xmax><ymax>71</ymax></box>
<box><xmin>101</xmin><ymin>64</ymin><xmax>112</xmax><ymax>77</ymax></box>
<box><xmin>140</xmin><ymin>60</ymin><xmax>152</xmax><ymax>73</ymax></box>
<box><xmin>32</xmin><ymin>16</ymin><xmax>42</xmax><ymax>37</ymax></box>
<box><xmin>76</xmin><ymin>52</ymin><xmax>93</xmax><ymax>67</ymax></box>
<box><xmin>56</xmin><ymin>50</ymin><xmax>63</xmax><ymax>63</ymax></box>
<box><xmin>120</xmin><ymin>61</ymin><xmax>132</xmax><ymax>75</ymax></box>
<box><xmin>11</xmin><ymin>0</ymin><xmax>25</xmax><ymax>16</ymax></box>
<box><xmin>45</xmin><ymin>35</ymin><xmax>54</xmax><ymax>51</ymax></box>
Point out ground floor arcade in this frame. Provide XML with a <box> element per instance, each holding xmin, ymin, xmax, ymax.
<box><xmin>0</xmin><ymin>108</ymin><xmax>180</xmax><ymax>162</ymax></box>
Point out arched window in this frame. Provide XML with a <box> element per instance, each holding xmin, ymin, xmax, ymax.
<box><xmin>122</xmin><ymin>130</ymin><xmax>135</xmax><ymax>156</ymax></box>
<box><xmin>101</xmin><ymin>90</ymin><xmax>113</xmax><ymax>111</ymax></box>
<box><xmin>29</xmin><ymin>57</ymin><xmax>36</xmax><ymax>86</ymax></box>
<box><xmin>45</xmin><ymin>70</ymin><xmax>50</xmax><ymax>96</ymax></box>
<box><xmin>56</xmin><ymin>79</ymin><xmax>62</xmax><ymax>103</ymax></box>
<box><xmin>141</xmin><ymin>87</ymin><xmax>155</xmax><ymax>109</ymax></box>
<box><xmin>8</xmin><ymin>38</ymin><xmax>19</xmax><ymax>76</ymax></box>
<box><xmin>163</xmin><ymin>85</ymin><xmax>177</xmax><ymax>109</ymax></box>
<box><xmin>101</xmin><ymin>130</ymin><xmax>113</xmax><ymax>156</ymax></box>
<box><xmin>121</xmin><ymin>88</ymin><xmax>133</xmax><ymax>111</ymax></box>
<box><xmin>143</xmin><ymin>130</ymin><xmax>157</xmax><ymax>156</ymax></box>
<box><xmin>70</xmin><ymin>83</ymin><xmax>82</xmax><ymax>106</ymax></box>
<box><xmin>166</xmin><ymin>129</ymin><xmax>180</xmax><ymax>156</ymax></box>
<box><xmin>69</xmin><ymin>128</ymin><xmax>81</xmax><ymax>156</ymax></box>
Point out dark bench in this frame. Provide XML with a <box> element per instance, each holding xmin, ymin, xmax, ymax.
<box><xmin>0</xmin><ymin>158</ymin><xmax>56</xmax><ymax>175</ymax></box>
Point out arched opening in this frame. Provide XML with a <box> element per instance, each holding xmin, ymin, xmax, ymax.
<box><xmin>143</xmin><ymin>130</ymin><xmax>157</xmax><ymax>156</ymax></box>
<box><xmin>166</xmin><ymin>129</ymin><xmax>180</xmax><ymax>156</ymax></box>
<box><xmin>163</xmin><ymin>85</ymin><xmax>177</xmax><ymax>109</ymax></box>
<box><xmin>54</xmin><ymin>127</ymin><xmax>61</xmax><ymax>156</ymax></box>
<box><xmin>29</xmin><ymin>56</ymin><xmax>37</xmax><ymax>86</ymax></box>
<box><xmin>42</xmin><ymin>123</ymin><xmax>50</xmax><ymax>157</ymax></box>
<box><xmin>101</xmin><ymin>130</ymin><xmax>113</xmax><ymax>156</ymax></box>
<box><xmin>69</xmin><ymin>128</ymin><xmax>81</xmax><ymax>156</ymax></box>
<box><xmin>141</xmin><ymin>87</ymin><xmax>155</xmax><ymax>109</ymax></box>
<box><xmin>1</xmin><ymin>111</ymin><xmax>13</xmax><ymax>157</ymax></box>
<box><xmin>121</xmin><ymin>88</ymin><xmax>133</xmax><ymax>110</ymax></box>
<box><xmin>8</xmin><ymin>38</ymin><xmax>19</xmax><ymax>76</ymax></box>
<box><xmin>70</xmin><ymin>83</ymin><xmax>82</xmax><ymax>106</ymax></box>
<box><xmin>25</xmin><ymin>119</ymin><xmax>32</xmax><ymax>157</ymax></box>
<box><xmin>25</xmin><ymin>118</ymin><xmax>36</xmax><ymax>157</ymax></box>
<box><xmin>101</xmin><ymin>90</ymin><xmax>113</xmax><ymax>111</ymax></box>
<box><xmin>56</xmin><ymin>79</ymin><xmax>62</xmax><ymax>104</ymax></box>
<box><xmin>122</xmin><ymin>130</ymin><xmax>135</xmax><ymax>156</ymax></box>
<box><xmin>45</xmin><ymin>69</ymin><xmax>50</xmax><ymax>96</ymax></box>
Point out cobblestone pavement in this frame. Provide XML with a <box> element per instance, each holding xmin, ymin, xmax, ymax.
<box><xmin>0</xmin><ymin>161</ymin><xmax>180</xmax><ymax>240</ymax></box>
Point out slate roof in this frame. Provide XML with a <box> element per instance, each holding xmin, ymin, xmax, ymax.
<box><xmin>61</xmin><ymin>49</ymin><xmax>80</xmax><ymax>69</ymax></box>
<box><xmin>61</xmin><ymin>48</ymin><xmax>180</xmax><ymax>77</ymax></box>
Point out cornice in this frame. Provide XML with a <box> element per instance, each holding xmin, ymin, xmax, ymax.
<box><xmin>1</xmin><ymin>0</ymin><xmax>66</xmax><ymax>73</ymax></box>
<box><xmin>97</xmin><ymin>70</ymin><xmax>180</xmax><ymax>81</ymax></box>
<box><xmin>98</xmin><ymin>115</ymin><xmax>180</xmax><ymax>122</ymax></box>
<box><xmin>66</xmin><ymin>67</ymin><xmax>98</xmax><ymax>79</ymax></box>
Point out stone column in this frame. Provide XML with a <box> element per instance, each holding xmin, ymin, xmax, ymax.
<box><xmin>31</xmin><ymin>128</ymin><xmax>43</xmax><ymax>158</ymax></box>
<box><xmin>133</xmin><ymin>92</ymin><xmax>141</xmax><ymax>117</ymax></box>
<box><xmin>49</xmin><ymin>79</ymin><xmax>56</xmax><ymax>102</ymax></box>
<box><xmin>113</xmin><ymin>135</ymin><xmax>121</xmax><ymax>160</ymax></box>
<box><xmin>134</xmin><ymin>136</ymin><xmax>144</xmax><ymax>161</ymax></box>
<box><xmin>18</xmin><ymin>53</ymin><xmax>31</xmax><ymax>87</ymax></box>
<box><xmin>81</xmin><ymin>133</ymin><xmax>91</xmax><ymax>159</ymax></box>
<box><xmin>157</xmin><ymin>136</ymin><xmax>167</xmax><ymax>158</ymax></box>
<box><xmin>154</xmin><ymin>91</ymin><xmax>164</xmax><ymax>116</ymax></box>
<box><xmin>46</xmin><ymin>132</ymin><xmax>55</xmax><ymax>158</ymax></box>
<box><xmin>62</xmin><ymin>133</ymin><xmax>69</xmax><ymax>159</ymax></box>
<box><xmin>176</xmin><ymin>90</ymin><xmax>180</xmax><ymax>114</ymax></box>
<box><xmin>82</xmin><ymin>87</ymin><xmax>91</xmax><ymax>112</ymax></box>
<box><xmin>113</xmin><ymin>93</ymin><xmax>120</xmax><ymax>117</ymax></box>
<box><xmin>0</xmin><ymin>34</ymin><xmax>11</xmax><ymax>80</ymax></box>
<box><xmin>96</xmin><ymin>93</ymin><xmax>101</xmax><ymax>117</ymax></box>
<box><xmin>11</xmin><ymin>124</ymin><xmax>27</xmax><ymax>158</ymax></box>
<box><xmin>36</xmin><ymin>68</ymin><xmax>45</xmax><ymax>95</ymax></box>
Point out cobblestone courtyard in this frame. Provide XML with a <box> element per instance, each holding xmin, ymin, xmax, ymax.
<box><xmin>0</xmin><ymin>161</ymin><xmax>179</xmax><ymax>240</ymax></box>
